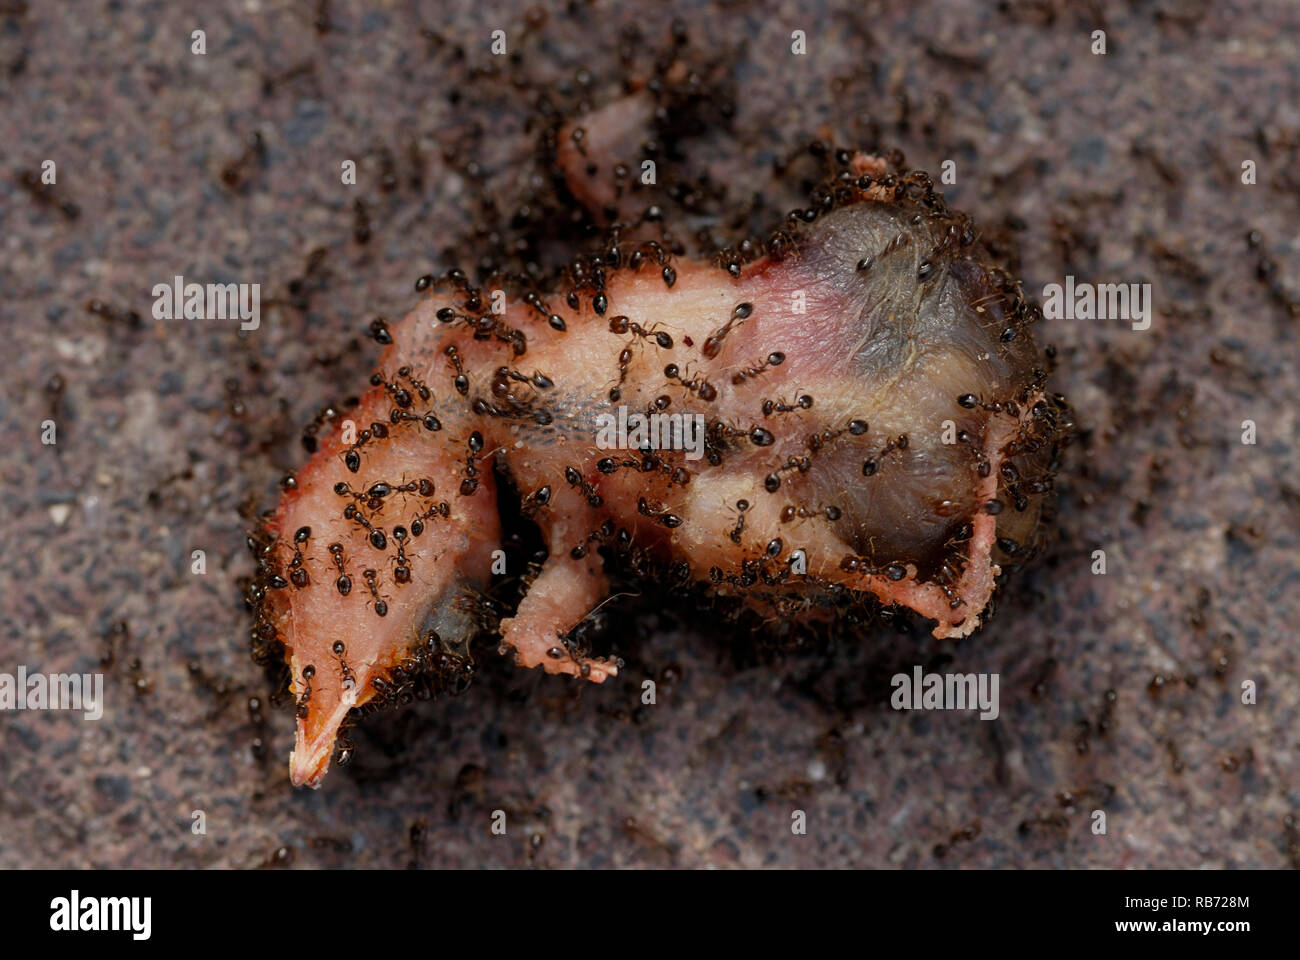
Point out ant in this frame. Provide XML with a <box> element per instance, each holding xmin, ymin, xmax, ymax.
<box><xmin>861</xmin><ymin>434</ymin><xmax>909</xmax><ymax>477</ymax></box>
<box><xmin>375</xmin><ymin>143</ymin><xmax>398</xmax><ymax>193</ymax></box>
<box><xmin>392</xmin><ymin>477</ymin><xmax>436</xmax><ymax>498</ymax></box>
<box><xmin>610</xmin><ymin>345</ymin><xmax>634</xmax><ymax>402</ymax></box>
<box><xmin>397</xmin><ymin>365</ymin><xmax>432</xmax><ymax>401</ymax></box>
<box><xmin>822</xmin><ymin>418</ymin><xmax>869</xmax><ymax>449</ymax></box>
<box><xmin>220</xmin><ymin>131</ymin><xmax>266</xmax><ymax>190</ymax></box>
<box><xmin>342</xmin><ymin>502</ymin><xmax>387</xmax><ymax>550</ymax></box>
<box><xmin>701</xmin><ymin>301</ymin><xmax>752</xmax><ymax>359</ymax></box>
<box><xmin>729</xmin><ymin>499</ymin><xmax>750</xmax><ymax>543</ymax></box>
<box><xmin>342</xmin><ymin>420</ymin><xmax>389</xmax><ymax>473</ymax></box>
<box><xmin>637</xmin><ymin>497</ymin><xmax>683</xmax><ymax>529</ymax></box>
<box><xmin>626</xmin><ymin>241</ymin><xmax>675</xmax><ymax>289</ymax></box>
<box><xmin>332</xmin><ymin>641</ymin><xmax>356</xmax><ymax>695</ymax></box>
<box><xmin>85</xmin><ymin>299</ymin><xmax>141</xmax><ymax>328</ymax></box>
<box><xmin>596</xmin><ymin>455</ymin><xmax>643</xmax><ymax>477</ymax></box>
<box><xmin>731</xmin><ymin>351</ymin><xmax>785</xmax><ymax>385</ymax></box>
<box><xmin>779</xmin><ymin>502</ymin><xmax>844</xmax><ymax>525</ymax></box>
<box><xmin>333</xmin><ymin>480</ymin><xmax>381</xmax><ymax>511</ymax></box>
<box><xmin>409</xmin><ymin>501</ymin><xmax>450</xmax><ymax>537</ymax></box>
<box><xmin>522</xmin><ymin>485</ymin><xmax>551</xmax><ymax>518</ymax></box>
<box><xmin>607</xmin><ymin>314</ymin><xmax>673</xmax><ymax>401</ymax></box>
<box><xmin>328</xmin><ymin>543</ymin><xmax>352</xmax><ymax>596</ymax></box>
<box><xmin>608</xmin><ymin>314</ymin><xmax>674</xmax><ymax>349</ymax></box>
<box><xmin>563</xmin><ymin>465</ymin><xmax>603</xmax><ymax>508</ymax></box>
<box><xmin>445</xmin><ymin>344</ymin><xmax>469</xmax><ymax>395</ymax></box>
<box><xmin>522</xmin><ymin>290</ymin><xmax>568</xmax><ymax>331</ymax></box>
<box><xmin>353</xmin><ymin>198</ymin><xmax>371</xmax><ymax>245</ymax></box>
<box><xmin>569</xmin><ymin>519</ymin><xmax>610</xmax><ymax>560</ymax></box>
<box><xmin>362</xmin><ymin>569</ymin><xmax>388</xmax><ymax>617</ymax></box>
<box><xmin>664</xmin><ymin>362</ymin><xmax>718</xmax><ymax>402</ymax></box>
<box><xmin>299</xmin><ymin>398</ymin><xmax>344</xmax><ymax>453</ymax></box>
<box><xmin>391</xmin><ymin>526</ymin><xmax>413</xmax><ymax>584</ymax></box>
<box><xmin>461</xmin><ymin>431</ymin><xmax>484</xmax><ymax>496</ymax></box>
<box><xmin>370</xmin><ymin>368</ymin><xmax>412</xmax><ymax>407</ymax></box>
<box><xmin>16</xmin><ymin>168</ymin><xmax>80</xmax><ymax>220</ymax></box>
<box><xmin>491</xmin><ymin>365</ymin><xmax>553</xmax><ymax>396</ymax></box>
<box><xmin>282</xmin><ymin>246</ymin><xmax>330</xmax><ymax>311</ymax></box>
<box><xmin>760</xmin><ymin>453</ymin><xmax>813</xmax><ymax>494</ymax></box>
<box><xmin>296</xmin><ymin>664</ymin><xmax>315</xmax><ymax>719</ymax></box>
<box><xmin>289</xmin><ymin>525</ymin><xmax>312</xmax><ymax>588</ymax></box>
<box><xmin>762</xmin><ymin>393</ymin><xmax>814</xmax><ymax>416</ymax></box>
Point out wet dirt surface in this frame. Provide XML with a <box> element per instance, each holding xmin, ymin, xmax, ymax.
<box><xmin>0</xmin><ymin>0</ymin><xmax>1296</xmax><ymax>868</ymax></box>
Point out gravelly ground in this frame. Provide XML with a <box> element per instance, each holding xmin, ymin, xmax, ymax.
<box><xmin>0</xmin><ymin>0</ymin><xmax>1296</xmax><ymax>869</ymax></box>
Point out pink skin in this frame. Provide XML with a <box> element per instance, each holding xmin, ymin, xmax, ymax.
<box><xmin>259</xmin><ymin>152</ymin><xmax>1062</xmax><ymax>787</ymax></box>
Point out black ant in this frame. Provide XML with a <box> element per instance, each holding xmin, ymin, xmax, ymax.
<box><xmin>637</xmin><ymin>497</ymin><xmax>683</xmax><ymax>529</ymax></box>
<box><xmin>299</xmin><ymin>398</ymin><xmax>345</xmax><ymax>453</ymax></box>
<box><xmin>289</xmin><ymin>525</ymin><xmax>312</xmax><ymax>588</ymax></box>
<box><xmin>607</xmin><ymin>314</ymin><xmax>673</xmax><ymax>401</ymax></box>
<box><xmin>762</xmin><ymin>393</ymin><xmax>814</xmax><ymax>416</ymax></box>
<box><xmin>362</xmin><ymin>569</ymin><xmax>388</xmax><ymax>617</ymax></box>
<box><xmin>409</xmin><ymin>501</ymin><xmax>450</xmax><ymax>537</ymax></box>
<box><xmin>664</xmin><ymin>362</ymin><xmax>717</xmax><ymax>402</ymax></box>
<box><xmin>220</xmin><ymin>130</ymin><xmax>266</xmax><ymax>190</ymax></box>
<box><xmin>608</xmin><ymin>314</ymin><xmax>674</xmax><ymax>349</ymax></box>
<box><xmin>16</xmin><ymin>168</ymin><xmax>80</xmax><ymax>220</ymax></box>
<box><xmin>701</xmin><ymin>301</ymin><xmax>752</xmax><ymax>359</ymax></box>
<box><xmin>563</xmin><ymin>465</ymin><xmax>603</xmax><ymax>508</ymax></box>
<box><xmin>861</xmin><ymin>434</ymin><xmax>909</xmax><ymax>477</ymax></box>
<box><xmin>391</xmin><ymin>526</ymin><xmax>413</xmax><ymax>584</ymax></box>
<box><xmin>332</xmin><ymin>641</ymin><xmax>356</xmax><ymax>693</ymax></box>
<box><xmin>522</xmin><ymin>485</ymin><xmax>551</xmax><ymax>518</ymax></box>
<box><xmin>731</xmin><ymin>351</ymin><xmax>785</xmax><ymax>385</ymax></box>
<box><xmin>397</xmin><ymin>365</ymin><xmax>432</xmax><ymax>401</ymax></box>
<box><xmin>761</xmin><ymin>453</ymin><xmax>813</xmax><ymax>494</ymax></box>
<box><xmin>375</xmin><ymin>143</ymin><xmax>398</xmax><ymax>193</ymax></box>
<box><xmin>296</xmin><ymin>664</ymin><xmax>315</xmax><ymax>719</ymax></box>
<box><xmin>353</xmin><ymin>198</ymin><xmax>371</xmax><ymax>245</ymax></box>
<box><xmin>370</xmin><ymin>368</ymin><xmax>411</xmax><ymax>406</ymax></box>
<box><xmin>806</xmin><ymin>418</ymin><xmax>869</xmax><ymax>454</ymax></box>
<box><xmin>610</xmin><ymin>345</ymin><xmax>634</xmax><ymax>402</ymax></box>
<box><xmin>85</xmin><ymin>299</ymin><xmax>141</xmax><ymax>328</ymax></box>
<box><xmin>461</xmin><ymin>431</ymin><xmax>484</xmax><ymax>496</ymax></box>
<box><xmin>388</xmin><ymin>405</ymin><xmax>442</xmax><ymax>431</ymax></box>
<box><xmin>780</xmin><ymin>502</ymin><xmax>844</xmax><ymax>523</ymax></box>
<box><xmin>342</xmin><ymin>420</ymin><xmax>389</xmax><ymax>473</ymax></box>
<box><xmin>342</xmin><ymin>502</ymin><xmax>387</xmax><ymax>550</ymax></box>
<box><xmin>627</xmin><ymin>240</ymin><xmax>675</xmax><ymax>288</ymax></box>
<box><xmin>445</xmin><ymin>344</ymin><xmax>469</xmax><ymax>395</ymax></box>
<box><xmin>328</xmin><ymin>543</ymin><xmax>352</xmax><ymax>596</ymax></box>
<box><xmin>333</xmin><ymin>480</ymin><xmax>381</xmax><ymax>511</ymax></box>
<box><xmin>262</xmin><ymin>245</ymin><xmax>333</xmax><ymax>313</ymax></box>
<box><xmin>490</xmin><ymin>365</ymin><xmax>553</xmax><ymax>400</ymax></box>
<box><xmin>596</xmin><ymin>455</ymin><xmax>643</xmax><ymax>476</ymax></box>
<box><xmin>391</xmin><ymin>477</ymin><xmax>436</xmax><ymax>498</ymax></box>
<box><xmin>434</xmin><ymin>287</ymin><xmax>527</xmax><ymax>355</ymax></box>
<box><xmin>522</xmin><ymin>290</ymin><xmax>568</xmax><ymax>331</ymax></box>
<box><xmin>729</xmin><ymin>499</ymin><xmax>749</xmax><ymax>543</ymax></box>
